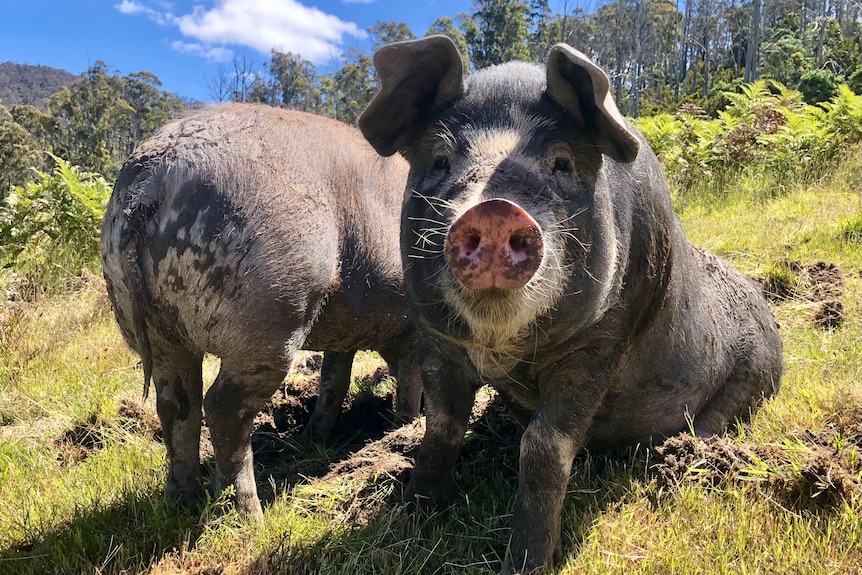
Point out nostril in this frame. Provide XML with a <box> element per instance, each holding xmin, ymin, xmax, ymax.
<box><xmin>509</xmin><ymin>234</ymin><xmax>528</xmax><ymax>253</ymax></box>
<box><xmin>465</xmin><ymin>233</ymin><xmax>481</xmax><ymax>253</ymax></box>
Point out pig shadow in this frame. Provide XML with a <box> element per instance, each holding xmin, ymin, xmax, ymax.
<box><xmin>0</xmin><ymin>360</ymin><xmax>409</xmax><ymax>575</ymax></box>
<box><xmin>239</xmin><ymin>394</ymin><xmax>650</xmax><ymax>574</ymax></box>
<box><xmin>1</xmin><ymin>370</ymin><xmax>650</xmax><ymax>575</ymax></box>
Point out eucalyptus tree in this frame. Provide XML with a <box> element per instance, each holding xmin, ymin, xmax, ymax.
<box><xmin>368</xmin><ymin>21</ymin><xmax>416</xmax><ymax>50</ymax></box>
<box><xmin>464</xmin><ymin>0</ymin><xmax>532</xmax><ymax>68</ymax></box>
<box><xmin>47</xmin><ymin>61</ymin><xmax>129</xmax><ymax>175</ymax></box>
<box><xmin>123</xmin><ymin>71</ymin><xmax>181</xmax><ymax>155</ymax></box>
<box><xmin>426</xmin><ymin>16</ymin><xmax>472</xmax><ymax>69</ymax></box>
<box><xmin>0</xmin><ymin>106</ymin><xmax>39</xmax><ymax>196</ymax></box>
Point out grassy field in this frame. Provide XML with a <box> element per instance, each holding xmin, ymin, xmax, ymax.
<box><xmin>1</xmin><ymin>159</ymin><xmax>860</xmax><ymax>574</ymax></box>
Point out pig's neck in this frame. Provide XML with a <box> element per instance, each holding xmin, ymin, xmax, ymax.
<box><xmin>466</xmin><ymin>340</ymin><xmax>523</xmax><ymax>381</ymax></box>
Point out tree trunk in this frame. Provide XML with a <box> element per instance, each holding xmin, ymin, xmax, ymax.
<box><xmin>744</xmin><ymin>0</ymin><xmax>761</xmax><ymax>82</ymax></box>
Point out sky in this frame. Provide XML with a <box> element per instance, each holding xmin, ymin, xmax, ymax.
<box><xmin>0</xmin><ymin>0</ymin><xmax>474</xmax><ymax>103</ymax></box>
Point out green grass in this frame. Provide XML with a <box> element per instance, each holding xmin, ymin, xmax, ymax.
<box><xmin>1</xmin><ymin>163</ymin><xmax>861</xmax><ymax>574</ymax></box>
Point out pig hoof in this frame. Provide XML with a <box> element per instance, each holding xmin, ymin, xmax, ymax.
<box><xmin>165</xmin><ymin>481</ymin><xmax>205</xmax><ymax>511</ymax></box>
<box><xmin>302</xmin><ymin>419</ymin><xmax>332</xmax><ymax>444</ymax></box>
<box><xmin>404</xmin><ymin>481</ymin><xmax>449</xmax><ymax>514</ymax></box>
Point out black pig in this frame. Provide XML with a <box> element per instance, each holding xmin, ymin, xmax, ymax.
<box><xmin>359</xmin><ymin>36</ymin><xmax>783</xmax><ymax>571</ymax></box>
<box><xmin>101</xmin><ymin>104</ymin><xmax>421</xmax><ymax>516</ymax></box>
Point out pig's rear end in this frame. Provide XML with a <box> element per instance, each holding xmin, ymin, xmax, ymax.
<box><xmin>101</xmin><ymin>104</ymin><xmax>417</xmax><ymax>516</ymax></box>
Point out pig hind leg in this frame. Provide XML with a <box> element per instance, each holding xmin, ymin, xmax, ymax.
<box><xmin>378</xmin><ymin>345</ymin><xmax>422</xmax><ymax>424</ymax></box>
<box><xmin>204</xmin><ymin>358</ymin><xmax>288</xmax><ymax>516</ymax></box>
<box><xmin>692</xmin><ymin>361</ymin><xmax>778</xmax><ymax>437</ymax></box>
<box><xmin>150</xmin><ymin>344</ymin><xmax>205</xmax><ymax>510</ymax></box>
<box><xmin>304</xmin><ymin>350</ymin><xmax>355</xmax><ymax>442</ymax></box>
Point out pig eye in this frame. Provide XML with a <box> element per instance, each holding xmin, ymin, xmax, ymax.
<box><xmin>553</xmin><ymin>157</ymin><xmax>572</xmax><ymax>174</ymax></box>
<box><xmin>433</xmin><ymin>156</ymin><xmax>450</xmax><ymax>171</ymax></box>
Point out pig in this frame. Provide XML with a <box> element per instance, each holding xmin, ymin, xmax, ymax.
<box><xmin>101</xmin><ymin>104</ymin><xmax>421</xmax><ymax>516</ymax></box>
<box><xmin>359</xmin><ymin>36</ymin><xmax>783</xmax><ymax>571</ymax></box>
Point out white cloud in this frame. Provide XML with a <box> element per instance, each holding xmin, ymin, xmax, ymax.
<box><xmin>116</xmin><ymin>0</ymin><xmax>367</xmax><ymax>63</ymax></box>
<box><xmin>114</xmin><ymin>0</ymin><xmax>172</xmax><ymax>25</ymax></box>
<box><xmin>170</xmin><ymin>40</ymin><xmax>234</xmax><ymax>62</ymax></box>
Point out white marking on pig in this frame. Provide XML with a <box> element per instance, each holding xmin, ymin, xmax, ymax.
<box><xmin>433</xmin><ymin>109</ymin><xmax>569</xmax><ymax>374</ymax></box>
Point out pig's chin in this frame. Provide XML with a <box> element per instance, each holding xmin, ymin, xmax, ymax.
<box><xmin>442</xmin><ymin>276</ymin><xmax>549</xmax><ymax>349</ymax></box>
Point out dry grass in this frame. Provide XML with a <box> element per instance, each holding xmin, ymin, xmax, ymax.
<box><xmin>1</xmin><ymin>167</ymin><xmax>860</xmax><ymax>574</ymax></box>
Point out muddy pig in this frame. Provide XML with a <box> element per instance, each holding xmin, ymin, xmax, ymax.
<box><xmin>359</xmin><ymin>36</ymin><xmax>783</xmax><ymax>571</ymax></box>
<box><xmin>101</xmin><ymin>104</ymin><xmax>421</xmax><ymax>516</ymax></box>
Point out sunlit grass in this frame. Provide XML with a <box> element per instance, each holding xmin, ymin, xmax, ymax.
<box><xmin>1</xmin><ymin>154</ymin><xmax>860</xmax><ymax>573</ymax></box>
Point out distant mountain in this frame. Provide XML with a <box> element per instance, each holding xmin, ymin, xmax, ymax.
<box><xmin>0</xmin><ymin>62</ymin><xmax>77</xmax><ymax>110</ymax></box>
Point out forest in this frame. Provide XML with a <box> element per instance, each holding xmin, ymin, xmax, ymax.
<box><xmin>1</xmin><ymin>0</ymin><xmax>861</xmax><ymax>196</ymax></box>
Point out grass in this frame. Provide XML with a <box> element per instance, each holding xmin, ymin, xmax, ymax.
<box><xmin>1</xmin><ymin>161</ymin><xmax>861</xmax><ymax>574</ymax></box>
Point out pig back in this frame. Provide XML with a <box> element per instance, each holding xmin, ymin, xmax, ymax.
<box><xmin>102</xmin><ymin>104</ymin><xmax>410</xmax><ymax>360</ymax></box>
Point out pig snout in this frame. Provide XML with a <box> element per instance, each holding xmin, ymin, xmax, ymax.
<box><xmin>445</xmin><ymin>199</ymin><xmax>544</xmax><ymax>290</ymax></box>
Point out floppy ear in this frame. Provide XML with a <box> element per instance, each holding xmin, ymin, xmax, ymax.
<box><xmin>546</xmin><ymin>44</ymin><xmax>639</xmax><ymax>163</ymax></box>
<box><xmin>359</xmin><ymin>35</ymin><xmax>465</xmax><ymax>157</ymax></box>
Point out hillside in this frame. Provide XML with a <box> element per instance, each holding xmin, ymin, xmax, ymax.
<box><xmin>0</xmin><ymin>61</ymin><xmax>76</xmax><ymax>109</ymax></box>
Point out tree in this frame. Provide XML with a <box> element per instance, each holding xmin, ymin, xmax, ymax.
<box><xmin>464</xmin><ymin>0</ymin><xmax>532</xmax><ymax>68</ymax></box>
<box><xmin>0</xmin><ymin>106</ymin><xmax>39</xmax><ymax>196</ymax></box>
<box><xmin>205</xmin><ymin>52</ymin><xmax>259</xmax><ymax>103</ymax></box>
<box><xmin>267</xmin><ymin>50</ymin><xmax>321</xmax><ymax>112</ymax></box>
<box><xmin>590</xmin><ymin>1</ymin><xmax>636</xmax><ymax>106</ymax></box>
<box><xmin>10</xmin><ymin>104</ymin><xmax>60</xmax><ymax>172</ymax></box>
<box><xmin>798</xmin><ymin>68</ymin><xmax>839</xmax><ymax>103</ymax></box>
<box><xmin>123</xmin><ymin>71</ymin><xmax>181</xmax><ymax>156</ymax></box>
<box><xmin>47</xmin><ymin>61</ymin><xmax>129</xmax><ymax>175</ymax></box>
<box><xmin>330</xmin><ymin>48</ymin><xmax>375</xmax><ymax>125</ymax></box>
<box><xmin>426</xmin><ymin>16</ymin><xmax>472</xmax><ymax>70</ymax></box>
<box><xmin>368</xmin><ymin>21</ymin><xmax>416</xmax><ymax>50</ymax></box>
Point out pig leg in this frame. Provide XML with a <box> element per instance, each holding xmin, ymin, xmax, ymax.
<box><xmin>508</xmin><ymin>378</ymin><xmax>605</xmax><ymax>572</ymax></box>
<box><xmin>379</xmin><ymin>344</ymin><xmax>422</xmax><ymax>423</ymax></box>
<box><xmin>692</xmin><ymin>372</ymin><xmax>776</xmax><ymax>437</ymax></box>
<box><xmin>203</xmin><ymin>360</ymin><xmax>287</xmax><ymax>516</ymax></box>
<box><xmin>405</xmin><ymin>351</ymin><xmax>475</xmax><ymax>511</ymax></box>
<box><xmin>393</xmin><ymin>360</ymin><xmax>423</xmax><ymax>423</ymax></box>
<box><xmin>151</xmin><ymin>347</ymin><xmax>205</xmax><ymax>510</ymax></box>
<box><xmin>304</xmin><ymin>350</ymin><xmax>355</xmax><ymax>442</ymax></box>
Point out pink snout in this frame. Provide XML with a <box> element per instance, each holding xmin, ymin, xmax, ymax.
<box><xmin>445</xmin><ymin>199</ymin><xmax>544</xmax><ymax>290</ymax></box>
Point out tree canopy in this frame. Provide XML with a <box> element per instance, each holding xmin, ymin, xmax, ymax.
<box><xmin>2</xmin><ymin>0</ymin><xmax>861</xmax><ymax>194</ymax></box>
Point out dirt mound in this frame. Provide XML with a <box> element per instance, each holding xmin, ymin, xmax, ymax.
<box><xmin>761</xmin><ymin>259</ymin><xmax>845</xmax><ymax>328</ymax></box>
<box><xmin>315</xmin><ymin>388</ymin><xmax>523</xmax><ymax>500</ymax></box>
<box><xmin>652</xmin><ymin>420</ymin><xmax>862</xmax><ymax>511</ymax></box>
<box><xmin>322</xmin><ymin>418</ymin><xmax>425</xmax><ymax>487</ymax></box>
<box><xmin>118</xmin><ymin>398</ymin><xmax>162</xmax><ymax>442</ymax></box>
<box><xmin>55</xmin><ymin>414</ymin><xmax>108</xmax><ymax>465</ymax></box>
<box><xmin>248</xmin><ymin>356</ymin><xmax>410</xmax><ymax>490</ymax></box>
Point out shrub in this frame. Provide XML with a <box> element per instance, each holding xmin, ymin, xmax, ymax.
<box><xmin>797</xmin><ymin>69</ymin><xmax>840</xmax><ymax>105</ymax></box>
<box><xmin>0</xmin><ymin>154</ymin><xmax>111</xmax><ymax>292</ymax></box>
<box><xmin>848</xmin><ymin>66</ymin><xmax>862</xmax><ymax>95</ymax></box>
<box><xmin>636</xmin><ymin>79</ymin><xmax>862</xmax><ymax>200</ymax></box>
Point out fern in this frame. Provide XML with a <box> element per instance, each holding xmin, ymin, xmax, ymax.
<box><xmin>0</xmin><ymin>153</ymin><xmax>111</xmax><ymax>292</ymax></box>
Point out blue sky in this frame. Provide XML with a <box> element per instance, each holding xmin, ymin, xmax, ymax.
<box><xmin>1</xmin><ymin>0</ymin><xmax>475</xmax><ymax>103</ymax></box>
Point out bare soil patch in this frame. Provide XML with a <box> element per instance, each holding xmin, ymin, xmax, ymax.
<box><xmin>762</xmin><ymin>259</ymin><xmax>846</xmax><ymax>328</ymax></box>
<box><xmin>55</xmin><ymin>414</ymin><xmax>108</xmax><ymax>465</ymax></box>
<box><xmin>652</xmin><ymin>406</ymin><xmax>862</xmax><ymax>511</ymax></box>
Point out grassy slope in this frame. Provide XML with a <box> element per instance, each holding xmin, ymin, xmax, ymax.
<box><xmin>0</xmin><ymin>166</ymin><xmax>860</xmax><ymax>574</ymax></box>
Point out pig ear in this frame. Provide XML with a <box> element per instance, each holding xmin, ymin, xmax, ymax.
<box><xmin>546</xmin><ymin>44</ymin><xmax>640</xmax><ymax>163</ymax></box>
<box><xmin>359</xmin><ymin>35</ymin><xmax>465</xmax><ymax>157</ymax></box>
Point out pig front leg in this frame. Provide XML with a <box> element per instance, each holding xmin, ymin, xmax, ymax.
<box><xmin>404</xmin><ymin>347</ymin><xmax>476</xmax><ymax>511</ymax></box>
<box><xmin>508</xmin><ymin>376</ymin><xmax>605</xmax><ymax>572</ymax></box>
